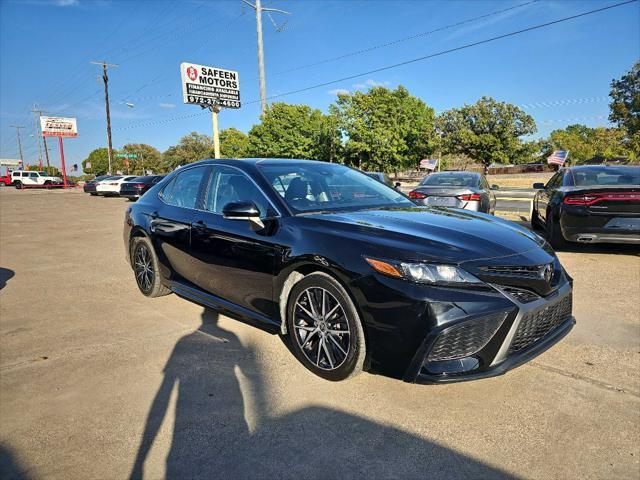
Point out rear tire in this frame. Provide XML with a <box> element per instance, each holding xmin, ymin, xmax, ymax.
<box><xmin>131</xmin><ymin>236</ymin><xmax>171</xmax><ymax>298</ymax></box>
<box><xmin>531</xmin><ymin>206</ymin><xmax>542</xmax><ymax>230</ymax></box>
<box><xmin>14</xmin><ymin>181</ymin><xmax>22</xmax><ymax>190</ymax></box>
<box><xmin>286</xmin><ymin>273</ymin><xmax>366</xmax><ymax>381</ymax></box>
<box><xmin>546</xmin><ymin>211</ymin><xmax>567</xmax><ymax>250</ymax></box>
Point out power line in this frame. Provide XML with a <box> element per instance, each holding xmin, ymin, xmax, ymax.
<box><xmin>259</xmin><ymin>0</ymin><xmax>539</xmax><ymax>80</ymax></box>
<box><xmin>253</xmin><ymin>0</ymin><xmax>638</xmax><ymax>104</ymax></box>
<box><xmin>91</xmin><ymin>61</ymin><xmax>119</xmax><ymax>173</ymax></box>
<box><xmin>115</xmin><ymin>0</ymin><xmax>636</xmax><ymax>131</ymax></box>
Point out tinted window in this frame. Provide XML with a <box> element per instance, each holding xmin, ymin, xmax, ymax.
<box><xmin>258</xmin><ymin>162</ymin><xmax>412</xmax><ymax>214</ymax></box>
<box><xmin>29</xmin><ymin>172</ymin><xmax>38</xmax><ymax>178</ymax></box>
<box><xmin>161</xmin><ymin>166</ymin><xmax>206</xmax><ymax>209</ymax></box>
<box><xmin>204</xmin><ymin>166</ymin><xmax>272</xmax><ymax>216</ymax></box>
<box><xmin>420</xmin><ymin>173</ymin><xmax>479</xmax><ymax>187</ymax></box>
<box><xmin>546</xmin><ymin>172</ymin><xmax>563</xmax><ymax>188</ymax></box>
<box><xmin>571</xmin><ymin>167</ymin><xmax>640</xmax><ymax>186</ymax></box>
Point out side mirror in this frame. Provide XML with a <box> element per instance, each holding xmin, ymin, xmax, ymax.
<box><xmin>394</xmin><ymin>182</ymin><xmax>401</xmax><ymax>188</ymax></box>
<box><xmin>222</xmin><ymin>201</ymin><xmax>264</xmax><ymax>229</ymax></box>
<box><xmin>532</xmin><ymin>182</ymin><xmax>545</xmax><ymax>189</ymax></box>
<box><xmin>490</xmin><ymin>184</ymin><xmax>499</xmax><ymax>190</ymax></box>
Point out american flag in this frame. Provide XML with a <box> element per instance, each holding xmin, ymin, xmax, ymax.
<box><xmin>547</xmin><ymin>150</ymin><xmax>569</xmax><ymax>166</ymax></box>
<box><xmin>420</xmin><ymin>158</ymin><xmax>438</xmax><ymax>170</ymax></box>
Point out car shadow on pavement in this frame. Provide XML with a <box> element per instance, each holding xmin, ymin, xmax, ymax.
<box><xmin>129</xmin><ymin>308</ymin><xmax>518</xmax><ymax>480</ymax></box>
<box><xmin>0</xmin><ymin>444</ymin><xmax>30</xmax><ymax>480</ymax></box>
<box><xmin>0</xmin><ymin>268</ymin><xmax>15</xmax><ymax>291</ymax></box>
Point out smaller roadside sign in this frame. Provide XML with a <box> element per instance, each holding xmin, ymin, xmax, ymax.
<box><xmin>40</xmin><ymin>116</ymin><xmax>78</xmax><ymax>137</ymax></box>
<box><xmin>180</xmin><ymin>62</ymin><xmax>241</xmax><ymax>109</ymax></box>
<box><xmin>116</xmin><ymin>153</ymin><xmax>138</xmax><ymax>159</ymax></box>
<box><xmin>0</xmin><ymin>159</ymin><xmax>22</xmax><ymax>167</ymax></box>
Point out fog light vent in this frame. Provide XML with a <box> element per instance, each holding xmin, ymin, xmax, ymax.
<box><xmin>427</xmin><ymin>312</ymin><xmax>508</xmax><ymax>362</ymax></box>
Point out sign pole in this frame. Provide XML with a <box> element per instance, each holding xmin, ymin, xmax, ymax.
<box><xmin>58</xmin><ymin>136</ymin><xmax>68</xmax><ymax>188</ymax></box>
<box><xmin>211</xmin><ymin>104</ymin><xmax>221</xmax><ymax>159</ymax></box>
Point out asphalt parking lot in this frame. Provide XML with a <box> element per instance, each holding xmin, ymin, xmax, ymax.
<box><xmin>1</xmin><ymin>188</ymin><xmax>639</xmax><ymax>480</ymax></box>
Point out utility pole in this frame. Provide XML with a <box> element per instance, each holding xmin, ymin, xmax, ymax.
<box><xmin>241</xmin><ymin>0</ymin><xmax>290</xmax><ymax>114</ymax></box>
<box><xmin>91</xmin><ymin>61</ymin><xmax>118</xmax><ymax>174</ymax></box>
<box><xmin>31</xmin><ymin>106</ymin><xmax>51</xmax><ymax>169</ymax></box>
<box><xmin>10</xmin><ymin>125</ymin><xmax>25</xmax><ymax>164</ymax></box>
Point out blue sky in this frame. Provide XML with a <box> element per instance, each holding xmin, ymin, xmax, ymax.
<box><xmin>0</xmin><ymin>0</ymin><xmax>638</xmax><ymax>171</ymax></box>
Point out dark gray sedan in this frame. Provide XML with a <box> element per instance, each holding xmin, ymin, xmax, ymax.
<box><xmin>408</xmin><ymin>171</ymin><xmax>498</xmax><ymax>214</ymax></box>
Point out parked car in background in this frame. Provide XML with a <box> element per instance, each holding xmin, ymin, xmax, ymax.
<box><xmin>0</xmin><ymin>172</ymin><xmax>12</xmax><ymax>187</ymax></box>
<box><xmin>83</xmin><ymin>175</ymin><xmax>113</xmax><ymax>195</ymax></box>
<box><xmin>120</xmin><ymin>175</ymin><xmax>165</xmax><ymax>201</ymax></box>
<box><xmin>96</xmin><ymin>176</ymin><xmax>137</xmax><ymax>196</ymax></box>
<box><xmin>10</xmin><ymin>170</ymin><xmax>63</xmax><ymax>189</ymax></box>
<box><xmin>531</xmin><ymin>165</ymin><xmax>640</xmax><ymax>248</ymax></box>
<box><xmin>408</xmin><ymin>171</ymin><xmax>498</xmax><ymax>214</ymax></box>
<box><xmin>124</xmin><ymin>158</ymin><xmax>574</xmax><ymax>384</ymax></box>
<box><xmin>365</xmin><ymin>172</ymin><xmax>401</xmax><ymax>190</ymax></box>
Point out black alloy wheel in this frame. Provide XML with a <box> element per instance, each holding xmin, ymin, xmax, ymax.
<box><xmin>287</xmin><ymin>273</ymin><xmax>366</xmax><ymax>381</ymax></box>
<box><xmin>131</xmin><ymin>237</ymin><xmax>170</xmax><ymax>297</ymax></box>
<box><xmin>14</xmin><ymin>181</ymin><xmax>22</xmax><ymax>190</ymax></box>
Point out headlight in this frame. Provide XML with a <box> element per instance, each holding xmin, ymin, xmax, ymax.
<box><xmin>365</xmin><ymin>257</ymin><xmax>482</xmax><ymax>286</ymax></box>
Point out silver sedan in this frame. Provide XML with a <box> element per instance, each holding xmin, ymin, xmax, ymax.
<box><xmin>408</xmin><ymin>171</ymin><xmax>498</xmax><ymax>214</ymax></box>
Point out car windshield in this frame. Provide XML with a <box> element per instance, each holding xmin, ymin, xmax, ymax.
<box><xmin>420</xmin><ymin>173</ymin><xmax>479</xmax><ymax>187</ymax></box>
<box><xmin>570</xmin><ymin>167</ymin><xmax>640</xmax><ymax>186</ymax></box>
<box><xmin>258</xmin><ymin>162</ymin><xmax>413</xmax><ymax>214</ymax></box>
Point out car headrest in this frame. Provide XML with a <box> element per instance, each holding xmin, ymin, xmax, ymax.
<box><xmin>285</xmin><ymin>177</ymin><xmax>309</xmax><ymax>201</ymax></box>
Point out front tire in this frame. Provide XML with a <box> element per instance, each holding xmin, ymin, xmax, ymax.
<box><xmin>131</xmin><ymin>236</ymin><xmax>171</xmax><ymax>298</ymax></box>
<box><xmin>531</xmin><ymin>205</ymin><xmax>542</xmax><ymax>230</ymax></box>
<box><xmin>286</xmin><ymin>273</ymin><xmax>366</xmax><ymax>381</ymax></box>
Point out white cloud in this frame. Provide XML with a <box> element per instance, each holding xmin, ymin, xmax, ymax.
<box><xmin>328</xmin><ymin>89</ymin><xmax>349</xmax><ymax>96</ymax></box>
<box><xmin>158</xmin><ymin>103</ymin><xmax>177</xmax><ymax>109</ymax></box>
<box><xmin>353</xmin><ymin>79</ymin><xmax>391</xmax><ymax>89</ymax></box>
<box><xmin>55</xmin><ymin>0</ymin><xmax>79</xmax><ymax>6</ymax></box>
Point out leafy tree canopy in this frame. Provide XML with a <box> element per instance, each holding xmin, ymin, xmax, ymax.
<box><xmin>436</xmin><ymin>96</ymin><xmax>537</xmax><ymax>167</ymax></box>
<box><xmin>549</xmin><ymin>124</ymin><xmax>637</xmax><ymax>163</ymax></box>
<box><xmin>246</xmin><ymin>103</ymin><xmax>333</xmax><ymax>160</ymax></box>
<box><xmin>82</xmin><ymin>147</ymin><xmax>116</xmax><ymax>176</ymax></box>
<box><xmin>220</xmin><ymin>128</ymin><xmax>250</xmax><ymax>158</ymax></box>
<box><xmin>162</xmin><ymin>132</ymin><xmax>213</xmax><ymax>170</ymax></box>
<box><xmin>122</xmin><ymin>143</ymin><xmax>163</xmax><ymax>175</ymax></box>
<box><xmin>609</xmin><ymin>61</ymin><xmax>640</xmax><ymax>136</ymax></box>
<box><xmin>331</xmin><ymin>85</ymin><xmax>436</xmax><ymax>172</ymax></box>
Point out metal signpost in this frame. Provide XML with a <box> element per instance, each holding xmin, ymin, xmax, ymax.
<box><xmin>180</xmin><ymin>62</ymin><xmax>241</xmax><ymax>159</ymax></box>
<box><xmin>40</xmin><ymin>116</ymin><xmax>78</xmax><ymax>188</ymax></box>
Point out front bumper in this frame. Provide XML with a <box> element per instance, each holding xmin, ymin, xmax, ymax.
<box><xmin>406</xmin><ymin>280</ymin><xmax>574</xmax><ymax>383</ymax></box>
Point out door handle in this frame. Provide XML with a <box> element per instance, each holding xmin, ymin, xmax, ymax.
<box><xmin>192</xmin><ymin>219</ymin><xmax>205</xmax><ymax>227</ymax></box>
<box><xmin>150</xmin><ymin>211</ymin><xmax>159</xmax><ymax>219</ymax></box>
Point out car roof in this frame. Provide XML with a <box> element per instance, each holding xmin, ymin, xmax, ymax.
<box><xmin>184</xmin><ymin>158</ymin><xmax>329</xmax><ymax>167</ymax></box>
<box><xmin>567</xmin><ymin>165</ymin><xmax>639</xmax><ymax>172</ymax></box>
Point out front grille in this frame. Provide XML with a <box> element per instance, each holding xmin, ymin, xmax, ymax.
<box><xmin>428</xmin><ymin>313</ymin><xmax>508</xmax><ymax>361</ymax></box>
<box><xmin>501</xmin><ymin>286</ymin><xmax>540</xmax><ymax>304</ymax></box>
<box><xmin>508</xmin><ymin>294</ymin><xmax>572</xmax><ymax>354</ymax></box>
<box><xmin>479</xmin><ymin>264</ymin><xmax>548</xmax><ymax>279</ymax></box>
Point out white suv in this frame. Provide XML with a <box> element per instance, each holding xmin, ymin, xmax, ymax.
<box><xmin>11</xmin><ymin>170</ymin><xmax>63</xmax><ymax>189</ymax></box>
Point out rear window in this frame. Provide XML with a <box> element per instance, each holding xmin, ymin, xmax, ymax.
<box><xmin>570</xmin><ymin>167</ymin><xmax>640</xmax><ymax>186</ymax></box>
<box><xmin>420</xmin><ymin>173</ymin><xmax>479</xmax><ymax>187</ymax></box>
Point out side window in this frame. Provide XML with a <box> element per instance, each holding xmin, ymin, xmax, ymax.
<box><xmin>22</xmin><ymin>172</ymin><xmax>28</xmax><ymax>177</ymax></box>
<box><xmin>546</xmin><ymin>172</ymin><xmax>563</xmax><ymax>189</ymax></box>
<box><xmin>563</xmin><ymin>171</ymin><xmax>575</xmax><ymax>186</ymax></box>
<box><xmin>160</xmin><ymin>166</ymin><xmax>206</xmax><ymax>209</ymax></box>
<box><xmin>203</xmin><ymin>166</ymin><xmax>272</xmax><ymax>217</ymax></box>
<box><xmin>30</xmin><ymin>172</ymin><xmax>38</xmax><ymax>178</ymax></box>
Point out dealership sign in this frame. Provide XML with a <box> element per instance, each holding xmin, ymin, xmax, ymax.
<box><xmin>180</xmin><ymin>62</ymin><xmax>240</xmax><ymax>109</ymax></box>
<box><xmin>40</xmin><ymin>116</ymin><xmax>78</xmax><ymax>137</ymax></box>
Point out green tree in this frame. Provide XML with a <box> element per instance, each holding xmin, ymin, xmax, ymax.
<box><xmin>246</xmin><ymin>103</ymin><xmax>336</xmax><ymax>160</ymax></box>
<box><xmin>219</xmin><ymin>128</ymin><xmax>250</xmax><ymax>158</ymax></box>
<box><xmin>609</xmin><ymin>61</ymin><xmax>640</xmax><ymax>136</ymax></box>
<box><xmin>331</xmin><ymin>86</ymin><xmax>436</xmax><ymax>172</ymax></box>
<box><xmin>82</xmin><ymin>148</ymin><xmax>112</xmax><ymax>176</ymax></box>
<box><xmin>122</xmin><ymin>143</ymin><xmax>163</xmax><ymax>175</ymax></box>
<box><xmin>162</xmin><ymin>132</ymin><xmax>213</xmax><ymax>170</ymax></box>
<box><xmin>436</xmin><ymin>96</ymin><xmax>537</xmax><ymax>168</ymax></box>
<box><xmin>549</xmin><ymin>124</ymin><xmax>636</xmax><ymax>163</ymax></box>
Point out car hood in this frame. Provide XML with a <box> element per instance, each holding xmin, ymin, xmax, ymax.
<box><xmin>302</xmin><ymin>206</ymin><xmax>551</xmax><ymax>264</ymax></box>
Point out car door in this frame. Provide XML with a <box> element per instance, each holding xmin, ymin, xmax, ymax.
<box><xmin>189</xmin><ymin>164</ymin><xmax>281</xmax><ymax>322</ymax></box>
<box><xmin>152</xmin><ymin>165</ymin><xmax>209</xmax><ymax>284</ymax></box>
<box><xmin>479</xmin><ymin>175</ymin><xmax>494</xmax><ymax>213</ymax></box>
<box><xmin>537</xmin><ymin>172</ymin><xmax>564</xmax><ymax>223</ymax></box>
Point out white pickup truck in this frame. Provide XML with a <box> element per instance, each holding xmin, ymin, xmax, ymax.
<box><xmin>11</xmin><ymin>170</ymin><xmax>63</xmax><ymax>189</ymax></box>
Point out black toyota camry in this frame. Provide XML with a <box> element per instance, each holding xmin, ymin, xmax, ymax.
<box><xmin>124</xmin><ymin>159</ymin><xmax>574</xmax><ymax>383</ymax></box>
